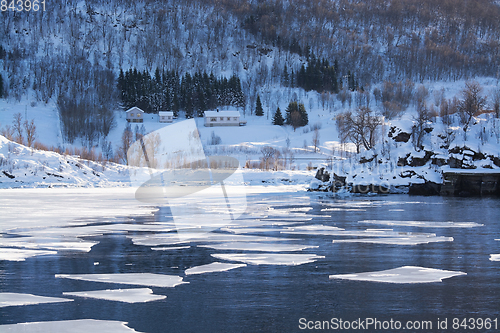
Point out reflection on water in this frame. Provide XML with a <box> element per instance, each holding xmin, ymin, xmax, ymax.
<box><xmin>1</xmin><ymin>193</ymin><xmax>499</xmax><ymax>333</ymax></box>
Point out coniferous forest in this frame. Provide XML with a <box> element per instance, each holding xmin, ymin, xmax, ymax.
<box><xmin>117</xmin><ymin>69</ymin><xmax>245</xmax><ymax>117</ymax></box>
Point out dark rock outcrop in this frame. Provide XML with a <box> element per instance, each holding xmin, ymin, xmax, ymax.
<box><xmin>2</xmin><ymin>171</ymin><xmax>15</xmax><ymax>179</ymax></box>
<box><xmin>351</xmin><ymin>184</ymin><xmax>390</xmax><ymax>194</ymax></box>
<box><xmin>315</xmin><ymin>167</ymin><xmax>330</xmax><ymax>182</ymax></box>
<box><xmin>441</xmin><ymin>172</ymin><xmax>500</xmax><ymax>196</ymax></box>
<box><xmin>409</xmin><ymin>181</ymin><xmax>441</xmax><ymax>196</ymax></box>
<box><xmin>388</xmin><ymin>126</ymin><xmax>411</xmax><ymax>142</ymax></box>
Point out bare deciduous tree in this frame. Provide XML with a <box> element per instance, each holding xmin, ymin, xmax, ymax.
<box><xmin>117</xmin><ymin>123</ymin><xmax>134</xmax><ymax>164</ymax></box>
<box><xmin>312</xmin><ymin>128</ymin><xmax>320</xmax><ymax>153</ymax></box>
<box><xmin>24</xmin><ymin>119</ymin><xmax>36</xmax><ymax>148</ymax></box>
<box><xmin>459</xmin><ymin>81</ymin><xmax>487</xmax><ymax>133</ymax></box>
<box><xmin>260</xmin><ymin>146</ymin><xmax>278</xmax><ymax>170</ymax></box>
<box><xmin>12</xmin><ymin>113</ymin><xmax>23</xmax><ymax>144</ymax></box>
<box><xmin>412</xmin><ymin>103</ymin><xmax>432</xmax><ymax>150</ymax></box>
<box><xmin>336</xmin><ymin>107</ymin><xmax>382</xmax><ymax>153</ymax></box>
<box><xmin>491</xmin><ymin>87</ymin><xmax>500</xmax><ymax>118</ymax></box>
<box><xmin>1</xmin><ymin>125</ymin><xmax>14</xmax><ymax>141</ymax></box>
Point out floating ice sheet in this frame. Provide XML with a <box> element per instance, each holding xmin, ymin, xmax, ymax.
<box><xmin>130</xmin><ymin>232</ymin><xmax>294</xmax><ymax>247</ymax></box>
<box><xmin>490</xmin><ymin>254</ymin><xmax>500</xmax><ymax>261</ymax></box>
<box><xmin>284</xmin><ymin>225</ymin><xmax>344</xmax><ymax>232</ymax></box>
<box><xmin>359</xmin><ymin>220</ymin><xmax>483</xmax><ymax>228</ymax></box>
<box><xmin>63</xmin><ymin>288</ymin><xmax>166</xmax><ymax>303</ymax></box>
<box><xmin>329</xmin><ymin>266</ymin><xmax>466</xmax><ymax>283</ymax></box>
<box><xmin>221</xmin><ymin>227</ymin><xmax>286</xmax><ymax>234</ymax></box>
<box><xmin>282</xmin><ymin>226</ymin><xmax>439</xmax><ymax>239</ymax></box>
<box><xmin>151</xmin><ymin>246</ymin><xmax>191</xmax><ymax>251</ymax></box>
<box><xmin>12</xmin><ymin>223</ymin><xmax>173</xmax><ymax>238</ymax></box>
<box><xmin>212</xmin><ymin>253</ymin><xmax>324</xmax><ymax>266</ymax></box>
<box><xmin>55</xmin><ymin>273</ymin><xmax>187</xmax><ymax>288</ymax></box>
<box><xmin>0</xmin><ymin>248</ymin><xmax>57</xmax><ymax>261</ymax></box>
<box><xmin>0</xmin><ymin>293</ymin><xmax>73</xmax><ymax>307</ymax></box>
<box><xmin>0</xmin><ymin>319</ymin><xmax>143</xmax><ymax>332</ymax></box>
<box><xmin>0</xmin><ymin>188</ymin><xmax>158</xmax><ymax>260</ymax></box>
<box><xmin>0</xmin><ymin>237</ymin><xmax>98</xmax><ymax>252</ymax></box>
<box><xmin>332</xmin><ymin>235</ymin><xmax>453</xmax><ymax>246</ymax></box>
<box><xmin>200</xmin><ymin>242</ymin><xmax>318</xmax><ymax>252</ymax></box>
<box><xmin>262</xmin><ymin>217</ymin><xmax>313</xmax><ymax>222</ymax></box>
<box><xmin>185</xmin><ymin>262</ymin><xmax>246</xmax><ymax>275</ymax></box>
<box><xmin>321</xmin><ymin>208</ymin><xmax>366</xmax><ymax>212</ymax></box>
<box><xmin>0</xmin><ymin>188</ymin><xmax>156</xmax><ymax>234</ymax></box>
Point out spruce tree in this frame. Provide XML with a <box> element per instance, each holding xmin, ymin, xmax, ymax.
<box><xmin>255</xmin><ymin>95</ymin><xmax>264</xmax><ymax>116</ymax></box>
<box><xmin>273</xmin><ymin>107</ymin><xmax>284</xmax><ymax>125</ymax></box>
<box><xmin>0</xmin><ymin>73</ymin><xmax>3</xmax><ymax>98</ymax></box>
<box><xmin>285</xmin><ymin>101</ymin><xmax>308</xmax><ymax>129</ymax></box>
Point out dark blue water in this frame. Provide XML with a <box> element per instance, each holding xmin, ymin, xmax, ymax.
<box><xmin>1</xmin><ymin>194</ymin><xmax>499</xmax><ymax>332</ymax></box>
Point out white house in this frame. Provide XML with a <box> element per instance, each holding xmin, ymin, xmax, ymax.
<box><xmin>159</xmin><ymin>111</ymin><xmax>174</xmax><ymax>123</ymax></box>
<box><xmin>126</xmin><ymin>107</ymin><xmax>145</xmax><ymax>123</ymax></box>
<box><xmin>203</xmin><ymin>110</ymin><xmax>244</xmax><ymax>127</ymax></box>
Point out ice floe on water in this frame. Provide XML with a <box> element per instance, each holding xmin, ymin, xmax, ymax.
<box><xmin>63</xmin><ymin>288</ymin><xmax>166</xmax><ymax>303</ymax></box>
<box><xmin>55</xmin><ymin>273</ymin><xmax>188</xmax><ymax>288</ymax></box>
<box><xmin>199</xmin><ymin>242</ymin><xmax>318</xmax><ymax>252</ymax></box>
<box><xmin>0</xmin><ymin>237</ymin><xmax>98</xmax><ymax>252</ymax></box>
<box><xmin>329</xmin><ymin>266</ymin><xmax>466</xmax><ymax>283</ymax></box>
<box><xmin>283</xmin><ymin>225</ymin><xmax>345</xmax><ymax>232</ymax></box>
<box><xmin>490</xmin><ymin>254</ymin><xmax>500</xmax><ymax>261</ymax></box>
<box><xmin>221</xmin><ymin>227</ymin><xmax>286</xmax><ymax>234</ymax></box>
<box><xmin>321</xmin><ymin>207</ymin><xmax>367</xmax><ymax>212</ymax></box>
<box><xmin>332</xmin><ymin>235</ymin><xmax>454</xmax><ymax>246</ymax></box>
<box><xmin>0</xmin><ymin>293</ymin><xmax>73</xmax><ymax>307</ymax></box>
<box><xmin>0</xmin><ymin>248</ymin><xmax>57</xmax><ymax>261</ymax></box>
<box><xmin>185</xmin><ymin>262</ymin><xmax>247</xmax><ymax>275</ymax></box>
<box><xmin>359</xmin><ymin>220</ymin><xmax>484</xmax><ymax>228</ymax></box>
<box><xmin>281</xmin><ymin>225</ymin><xmax>453</xmax><ymax>245</ymax></box>
<box><xmin>151</xmin><ymin>246</ymin><xmax>191</xmax><ymax>251</ymax></box>
<box><xmin>212</xmin><ymin>253</ymin><xmax>324</xmax><ymax>266</ymax></box>
<box><xmin>282</xmin><ymin>225</ymin><xmax>443</xmax><ymax>238</ymax></box>
<box><xmin>130</xmin><ymin>232</ymin><xmax>294</xmax><ymax>247</ymax></box>
<box><xmin>0</xmin><ymin>188</ymin><xmax>156</xmax><ymax>233</ymax></box>
<box><xmin>0</xmin><ymin>319</ymin><xmax>143</xmax><ymax>332</ymax></box>
<box><xmin>0</xmin><ymin>188</ymin><xmax>159</xmax><ymax>261</ymax></box>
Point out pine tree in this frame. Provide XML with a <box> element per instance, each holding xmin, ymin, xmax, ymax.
<box><xmin>283</xmin><ymin>65</ymin><xmax>289</xmax><ymax>87</ymax></box>
<box><xmin>0</xmin><ymin>73</ymin><xmax>4</xmax><ymax>98</ymax></box>
<box><xmin>273</xmin><ymin>107</ymin><xmax>284</xmax><ymax>125</ymax></box>
<box><xmin>255</xmin><ymin>95</ymin><xmax>264</xmax><ymax>116</ymax></box>
<box><xmin>285</xmin><ymin>101</ymin><xmax>308</xmax><ymax>129</ymax></box>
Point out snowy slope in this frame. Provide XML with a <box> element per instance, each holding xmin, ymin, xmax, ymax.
<box><xmin>0</xmin><ymin>134</ymin><xmax>133</xmax><ymax>188</ymax></box>
<box><xmin>0</xmin><ymin>133</ymin><xmax>316</xmax><ymax>189</ymax></box>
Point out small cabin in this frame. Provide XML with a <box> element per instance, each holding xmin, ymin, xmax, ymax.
<box><xmin>203</xmin><ymin>110</ymin><xmax>243</xmax><ymax>127</ymax></box>
<box><xmin>159</xmin><ymin>111</ymin><xmax>174</xmax><ymax>123</ymax></box>
<box><xmin>126</xmin><ymin>107</ymin><xmax>145</xmax><ymax>123</ymax></box>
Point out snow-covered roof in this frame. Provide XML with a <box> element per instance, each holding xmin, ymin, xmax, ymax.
<box><xmin>126</xmin><ymin>107</ymin><xmax>145</xmax><ymax>114</ymax></box>
<box><xmin>204</xmin><ymin>110</ymin><xmax>240</xmax><ymax>118</ymax></box>
<box><xmin>159</xmin><ymin>111</ymin><xmax>173</xmax><ymax>116</ymax></box>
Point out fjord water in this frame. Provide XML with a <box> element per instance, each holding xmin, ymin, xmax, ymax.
<box><xmin>1</xmin><ymin>192</ymin><xmax>499</xmax><ymax>333</ymax></box>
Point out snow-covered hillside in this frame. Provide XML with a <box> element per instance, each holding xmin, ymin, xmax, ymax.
<box><xmin>0</xmin><ymin>134</ymin><xmax>132</xmax><ymax>188</ymax></box>
<box><xmin>0</xmin><ymin>132</ymin><xmax>317</xmax><ymax>189</ymax></box>
<box><xmin>2</xmin><ymin>78</ymin><xmax>499</xmax><ymax>192</ymax></box>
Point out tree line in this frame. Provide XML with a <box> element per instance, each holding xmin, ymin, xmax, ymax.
<box><xmin>284</xmin><ymin>56</ymin><xmax>341</xmax><ymax>93</ymax></box>
<box><xmin>201</xmin><ymin>0</ymin><xmax>500</xmax><ymax>83</ymax></box>
<box><xmin>117</xmin><ymin>68</ymin><xmax>245</xmax><ymax>118</ymax></box>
